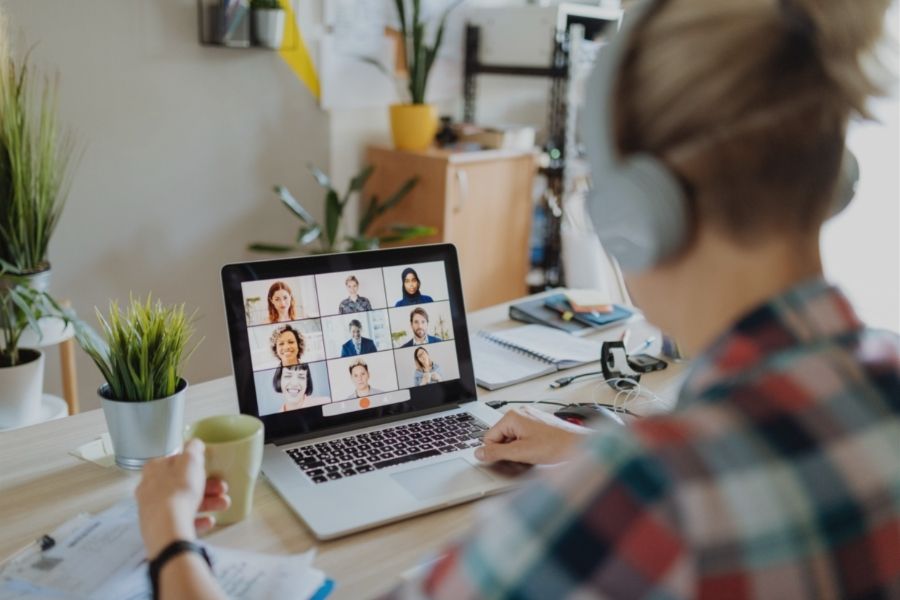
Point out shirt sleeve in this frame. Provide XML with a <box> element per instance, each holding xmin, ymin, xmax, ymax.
<box><xmin>380</xmin><ymin>427</ymin><xmax>689</xmax><ymax>599</ymax></box>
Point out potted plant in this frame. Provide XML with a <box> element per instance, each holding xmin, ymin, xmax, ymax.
<box><xmin>367</xmin><ymin>0</ymin><xmax>460</xmax><ymax>150</ymax></box>
<box><xmin>248</xmin><ymin>163</ymin><xmax>435</xmax><ymax>254</ymax></box>
<box><xmin>0</xmin><ymin>34</ymin><xmax>76</xmax><ymax>283</ymax></box>
<box><xmin>251</xmin><ymin>0</ymin><xmax>285</xmax><ymax>49</ymax></box>
<box><xmin>77</xmin><ymin>296</ymin><xmax>199</xmax><ymax>470</ymax></box>
<box><xmin>0</xmin><ymin>274</ymin><xmax>75</xmax><ymax>428</ymax></box>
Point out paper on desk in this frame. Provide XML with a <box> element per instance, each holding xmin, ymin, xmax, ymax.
<box><xmin>68</xmin><ymin>433</ymin><xmax>115</xmax><ymax>468</ymax></box>
<box><xmin>0</xmin><ymin>500</ymin><xmax>327</xmax><ymax>600</ymax></box>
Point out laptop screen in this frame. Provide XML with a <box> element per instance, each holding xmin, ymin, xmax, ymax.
<box><xmin>221</xmin><ymin>245</ymin><xmax>477</xmax><ymax>443</ymax></box>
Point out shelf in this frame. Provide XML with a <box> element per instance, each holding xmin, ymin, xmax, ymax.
<box><xmin>196</xmin><ymin>0</ymin><xmax>303</xmax><ymax>51</ymax></box>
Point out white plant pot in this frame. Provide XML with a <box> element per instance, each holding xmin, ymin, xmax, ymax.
<box><xmin>0</xmin><ymin>349</ymin><xmax>45</xmax><ymax>428</ymax></box>
<box><xmin>253</xmin><ymin>9</ymin><xmax>284</xmax><ymax>49</ymax></box>
<box><xmin>100</xmin><ymin>380</ymin><xmax>187</xmax><ymax>470</ymax></box>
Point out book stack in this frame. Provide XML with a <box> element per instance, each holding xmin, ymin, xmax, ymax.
<box><xmin>509</xmin><ymin>291</ymin><xmax>633</xmax><ymax>336</ymax></box>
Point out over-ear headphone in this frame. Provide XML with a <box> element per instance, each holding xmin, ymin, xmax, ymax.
<box><xmin>600</xmin><ymin>341</ymin><xmax>641</xmax><ymax>391</ymax></box>
<box><xmin>583</xmin><ymin>0</ymin><xmax>860</xmax><ymax>273</ymax></box>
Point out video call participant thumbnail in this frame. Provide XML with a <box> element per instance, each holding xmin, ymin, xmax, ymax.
<box><xmin>266</xmin><ymin>281</ymin><xmax>297</xmax><ymax>323</ymax></box>
<box><xmin>340</xmin><ymin>319</ymin><xmax>377</xmax><ymax>357</ymax></box>
<box><xmin>273</xmin><ymin>363</ymin><xmax>329</xmax><ymax>412</ymax></box>
<box><xmin>270</xmin><ymin>324</ymin><xmax>304</xmax><ymax>367</ymax></box>
<box><xmin>394</xmin><ymin>267</ymin><xmax>433</xmax><ymax>307</ymax></box>
<box><xmin>339</xmin><ymin>275</ymin><xmax>373</xmax><ymax>314</ymax></box>
<box><xmin>402</xmin><ymin>307</ymin><xmax>442</xmax><ymax>347</ymax></box>
<box><xmin>345</xmin><ymin>359</ymin><xmax>385</xmax><ymax>400</ymax></box>
<box><xmin>412</xmin><ymin>347</ymin><xmax>442</xmax><ymax>386</ymax></box>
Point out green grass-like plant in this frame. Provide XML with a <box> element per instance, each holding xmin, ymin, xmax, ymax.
<box><xmin>0</xmin><ymin>34</ymin><xmax>77</xmax><ymax>274</ymax></box>
<box><xmin>77</xmin><ymin>295</ymin><xmax>200</xmax><ymax>402</ymax></box>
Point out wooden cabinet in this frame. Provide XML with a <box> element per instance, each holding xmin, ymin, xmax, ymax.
<box><xmin>364</xmin><ymin>146</ymin><xmax>536</xmax><ymax>311</ymax></box>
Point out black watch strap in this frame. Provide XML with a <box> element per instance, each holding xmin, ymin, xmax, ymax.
<box><xmin>148</xmin><ymin>539</ymin><xmax>213</xmax><ymax>600</ymax></box>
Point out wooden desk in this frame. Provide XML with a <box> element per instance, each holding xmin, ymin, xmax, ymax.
<box><xmin>0</xmin><ymin>295</ymin><xmax>685</xmax><ymax>599</ymax></box>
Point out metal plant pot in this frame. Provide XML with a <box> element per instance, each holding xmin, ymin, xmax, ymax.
<box><xmin>100</xmin><ymin>379</ymin><xmax>187</xmax><ymax>470</ymax></box>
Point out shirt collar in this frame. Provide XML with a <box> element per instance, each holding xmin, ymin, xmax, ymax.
<box><xmin>678</xmin><ymin>277</ymin><xmax>864</xmax><ymax>407</ymax></box>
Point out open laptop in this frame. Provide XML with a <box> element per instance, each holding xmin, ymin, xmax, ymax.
<box><xmin>221</xmin><ymin>244</ymin><xmax>518</xmax><ymax>539</ymax></box>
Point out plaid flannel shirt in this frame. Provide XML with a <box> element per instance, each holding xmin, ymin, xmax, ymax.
<box><xmin>387</xmin><ymin>278</ymin><xmax>900</xmax><ymax>599</ymax></box>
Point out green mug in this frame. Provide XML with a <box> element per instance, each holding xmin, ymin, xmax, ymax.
<box><xmin>185</xmin><ymin>414</ymin><xmax>264</xmax><ymax>525</ymax></box>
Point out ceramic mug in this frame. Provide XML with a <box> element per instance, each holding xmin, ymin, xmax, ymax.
<box><xmin>185</xmin><ymin>414</ymin><xmax>264</xmax><ymax>525</ymax></box>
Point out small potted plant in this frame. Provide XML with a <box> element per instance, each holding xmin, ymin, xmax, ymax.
<box><xmin>77</xmin><ymin>296</ymin><xmax>199</xmax><ymax>470</ymax></box>
<box><xmin>251</xmin><ymin>0</ymin><xmax>285</xmax><ymax>49</ymax></box>
<box><xmin>248</xmin><ymin>163</ymin><xmax>435</xmax><ymax>254</ymax></box>
<box><xmin>0</xmin><ymin>29</ymin><xmax>77</xmax><ymax>286</ymax></box>
<box><xmin>367</xmin><ymin>0</ymin><xmax>460</xmax><ymax>150</ymax></box>
<box><xmin>0</xmin><ymin>275</ymin><xmax>75</xmax><ymax>428</ymax></box>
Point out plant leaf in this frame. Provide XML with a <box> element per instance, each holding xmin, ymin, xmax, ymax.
<box><xmin>373</xmin><ymin>176</ymin><xmax>418</xmax><ymax>218</ymax></box>
<box><xmin>297</xmin><ymin>225</ymin><xmax>322</xmax><ymax>246</ymax></box>
<box><xmin>357</xmin><ymin>194</ymin><xmax>381</xmax><ymax>237</ymax></box>
<box><xmin>274</xmin><ymin>185</ymin><xmax>316</xmax><ymax>225</ymax></box>
<box><xmin>346</xmin><ymin>237</ymin><xmax>379</xmax><ymax>251</ymax></box>
<box><xmin>358</xmin><ymin>56</ymin><xmax>393</xmax><ymax>80</ymax></box>
<box><xmin>376</xmin><ymin>224</ymin><xmax>437</xmax><ymax>244</ymax></box>
<box><xmin>347</xmin><ymin>165</ymin><xmax>375</xmax><ymax>195</ymax></box>
<box><xmin>324</xmin><ymin>189</ymin><xmax>341</xmax><ymax>251</ymax></box>
<box><xmin>307</xmin><ymin>163</ymin><xmax>333</xmax><ymax>190</ymax></box>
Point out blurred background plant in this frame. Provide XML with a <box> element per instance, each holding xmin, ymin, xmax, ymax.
<box><xmin>0</xmin><ymin>273</ymin><xmax>76</xmax><ymax>367</ymax></box>
<box><xmin>248</xmin><ymin>163</ymin><xmax>435</xmax><ymax>254</ymax></box>
<box><xmin>364</xmin><ymin>0</ymin><xmax>461</xmax><ymax>104</ymax></box>
<box><xmin>0</xmin><ymin>39</ymin><xmax>77</xmax><ymax>275</ymax></box>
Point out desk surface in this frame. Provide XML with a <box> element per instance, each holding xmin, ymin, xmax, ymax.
<box><xmin>0</xmin><ymin>293</ymin><xmax>686</xmax><ymax>599</ymax></box>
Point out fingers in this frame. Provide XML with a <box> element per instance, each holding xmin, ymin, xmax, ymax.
<box><xmin>205</xmin><ymin>478</ymin><xmax>228</xmax><ymax>496</ymax></box>
<box><xmin>198</xmin><ymin>493</ymin><xmax>231</xmax><ymax>513</ymax></box>
<box><xmin>474</xmin><ymin>440</ymin><xmax>532</xmax><ymax>464</ymax></box>
<box><xmin>184</xmin><ymin>438</ymin><xmax>205</xmax><ymax>460</ymax></box>
<box><xmin>194</xmin><ymin>515</ymin><xmax>216</xmax><ymax>535</ymax></box>
<box><xmin>482</xmin><ymin>410</ymin><xmax>527</xmax><ymax>444</ymax></box>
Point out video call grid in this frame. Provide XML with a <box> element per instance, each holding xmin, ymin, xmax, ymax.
<box><xmin>243</xmin><ymin>262</ymin><xmax>458</xmax><ymax>414</ymax></box>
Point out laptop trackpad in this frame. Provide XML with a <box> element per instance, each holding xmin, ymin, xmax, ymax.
<box><xmin>391</xmin><ymin>459</ymin><xmax>493</xmax><ymax>501</ymax></box>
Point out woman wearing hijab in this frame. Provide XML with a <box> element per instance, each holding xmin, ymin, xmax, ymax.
<box><xmin>394</xmin><ymin>267</ymin><xmax>434</xmax><ymax>307</ymax></box>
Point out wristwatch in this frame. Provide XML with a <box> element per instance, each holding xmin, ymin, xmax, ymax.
<box><xmin>148</xmin><ymin>539</ymin><xmax>213</xmax><ymax>600</ymax></box>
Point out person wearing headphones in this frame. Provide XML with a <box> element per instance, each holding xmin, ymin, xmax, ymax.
<box><xmin>135</xmin><ymin>0</ymin><xmax>898</xmax><ymax>597</ymax></box>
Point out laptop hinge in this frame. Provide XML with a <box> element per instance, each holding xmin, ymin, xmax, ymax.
<box><xmin>267</xmin><ymin>403</ymin><xmax>462</xmax><ymax>446</ymax></box>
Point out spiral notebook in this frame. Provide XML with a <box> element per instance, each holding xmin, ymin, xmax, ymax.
<box><xmin>472</xmin><ymin>325</ymin><xmax>604</xmax><ymax>390</ymax></box>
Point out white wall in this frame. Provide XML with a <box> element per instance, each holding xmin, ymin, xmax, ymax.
<box><xmin>822</xmin><ymin>3</ymin><xmax>900</xmax><ymax>333</ymax></box>
<box><xmin>3</xmin><ymin>0</ymin><xmax>330</xmax><ymax>409</ymax></box>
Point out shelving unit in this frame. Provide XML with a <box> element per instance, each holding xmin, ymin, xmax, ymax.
<box><xmin>462</xmin><ymin>4</ymin><xmax>621</xmax><ymax>290</ymax></box>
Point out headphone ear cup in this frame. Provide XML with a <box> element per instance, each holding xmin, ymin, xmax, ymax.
<box><xmin>589</xmin><ymin>154</ymin><xmax>690</xmax><ymax>272</ymax></box>
<box><xmin>831</xmin><ymin>148</ymin><xmax>859</xmax><ymax>217</ymax></box>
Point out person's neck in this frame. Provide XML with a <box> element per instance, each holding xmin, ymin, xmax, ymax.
<box><xmin>349</xmin><ymin>294</ymin><xmax>358</xmax><ymax>301</ymax></box>
<box><xmin>636</xmin><ymin>229</ymin><xmax>823</xmax><ymax>357</ymax></box>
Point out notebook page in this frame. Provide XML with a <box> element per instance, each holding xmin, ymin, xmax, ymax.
<box><xmin>471</xmin><ymin>334</ymin><xmax>556</xmax><ymax>389</ymax></box>
<box><xmin>488</xmin><ymin>325</ymin><xmax>603</xmax><ymax>367</ymax></box>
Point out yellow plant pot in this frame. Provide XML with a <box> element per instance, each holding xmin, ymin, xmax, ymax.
<box><xmin>389</xmin><ymin>104</ymin><xmax>438</xmax><ymax>151</ymax></box>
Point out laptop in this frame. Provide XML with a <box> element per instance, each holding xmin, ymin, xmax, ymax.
<box><xmin>221</xmin><ymin>244</ymin><xmax>518</xmax><ymax>539</ymax></box>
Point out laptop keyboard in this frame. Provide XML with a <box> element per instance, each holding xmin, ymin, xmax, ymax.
<box><xmin>285</xmin><ymin>412</ymin><xmax>490</xmax><ymax>484</ymax></box>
